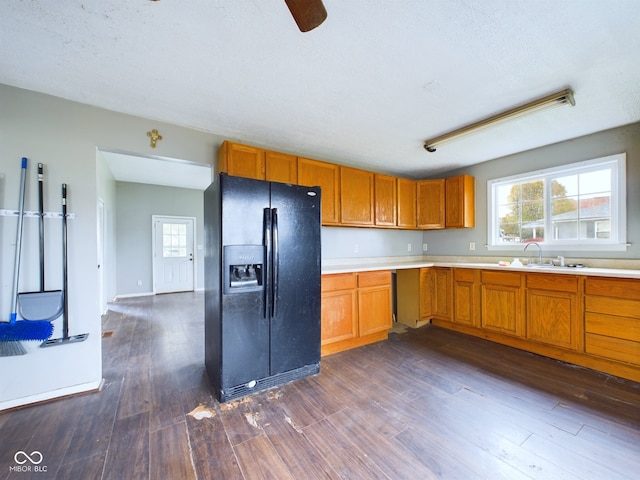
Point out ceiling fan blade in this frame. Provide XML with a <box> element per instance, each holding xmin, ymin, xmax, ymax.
<box><xmin>284</xmin><ymin>0</ymin><xmax>327</xmax><ymax>32</ymax></box>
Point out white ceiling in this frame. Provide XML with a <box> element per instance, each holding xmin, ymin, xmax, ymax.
<box><xmin>2</xmin><ymin>1</ymin><xmax>640</xmax><ymax>185</ymax></box>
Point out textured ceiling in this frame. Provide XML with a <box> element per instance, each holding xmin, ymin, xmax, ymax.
<box><xmin>2</xmin><ymin>1</ymin><xmax>640</xmax><ymax>181</ymax></box>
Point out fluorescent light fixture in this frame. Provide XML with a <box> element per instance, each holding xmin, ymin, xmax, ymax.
<box><xmin>423</xmin><ymin>88</ymin><xmax>575</xmax><ymax>153</ymax></box>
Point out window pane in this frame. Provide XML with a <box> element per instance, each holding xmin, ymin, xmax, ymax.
<box><xmin>580</xmin><ymin>169</ymin><xmax>610</xmax><ymax>195</ymax></box>
<box><xmin>521</xmin><ymin>180</ymin><xmax>543</xmax><ymax>201</ymax></box>
<box><xmin>162</xmin><ymin>223</ymin><xmax>187</xmax><ymax>258</ymax></box>
<box><xmin>488</xmin><ymin>153</ymin><xmax>623</xmax><ymax>249</ymax></box>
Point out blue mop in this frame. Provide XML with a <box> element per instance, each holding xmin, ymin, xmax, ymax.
<box><xmin>0</xmin><ymin>158</ymin><xmax>54</xmax><ymax>353</ymax></box>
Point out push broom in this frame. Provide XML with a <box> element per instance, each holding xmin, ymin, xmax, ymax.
<box><xmin>0</xmin><ymin>158</ymin><xmax>54</xmax><ymax>356</ymax></box>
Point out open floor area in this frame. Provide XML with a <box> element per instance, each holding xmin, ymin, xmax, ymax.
<box><xmin>1</xmin><ymin>291</ymin><xmax>639</xmax><ymax>479</ymax></box>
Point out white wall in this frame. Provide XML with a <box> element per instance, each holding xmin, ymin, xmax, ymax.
<box><xmin>0</xmin><ymin>84</ymin><xmax>220</xmax><ymax>410</ymax></box>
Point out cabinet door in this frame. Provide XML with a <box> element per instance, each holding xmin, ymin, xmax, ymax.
<box><xmin>481</xmin><ymin>271</ymin><xmax>523</xmax><ymax>336</ymax></box>
<box><xmin>358</xmin><ymin>285</ymin><xmax>392</xmax><ymax>335</ymax></box>
<box><xmin>432</xmin><ymin>267</ymin><xmax>452</xmax><ymax>320</ymax></box>
<box><xmin>397</xmin><ymin>178</ymin><xmax>417</xmax><ymax>229</ymax></box>
<box><xmin>218</xmin><ymin>141</ymin><xmax>265</xmax><ymax>180</ymax></box>
<box><xmin>453</xmin><ymin>268</ymin><xmax>479</xmax><ymax>326</ymax></box>
<box><xmin>298</xmin><ymin>157</ymin><xmax>340</xmax><ymax>225</ymax></box>
<box><xmin>445</xmin><ymin>174</ymin><xmax>475</xmax><ymax>228</ymax></box>
<box><xmin>340</xmin><ymin>166</ymin><xmax>374</xmax><ymax>226</ymax></box>
<box><xmin>265</xmin><ymin>150</ymin><xmax>297</xmax><ymax>184</ymax></box>
<box><xmin>358</xmin><ymin>271</ymin><xmax>392</xmax><ymax>335</ymax></box>
<box><xmin>526</xmin><ymin>274</ymin><xmax>580</xmax><ymax>350</ymax></box>
<box><xmin>419</xmin><ymin>268</ymin><xmax>433</xmax><ymax>319</ymax></box>
<box><xmin>321</xmin><ymin>274</ymin><xmax>358</xmax><ymax>345</ymax></box>
<box><xmin>417</xmin><ymin>179</ymin><xmax>445</xmax><ymax>229</ymax></box>
<box><xmin>321</xmin><ymin>289</ymin><xmax>358</xmax><ymax>345</ymax></box>
<box><xmin>374</xmin><ymin>174</ymin><xmax>397</xmax><ymax>227</ymax></box>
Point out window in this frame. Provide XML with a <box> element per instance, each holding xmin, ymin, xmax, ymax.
<box><xmin>162</xmin><ymin>223</ymin><xmax>187</xmax><ymax>257</ymax></box>
<box><xmin>488</xmin><ymin>153</ymin><xmax>626</xmax><ymax>251</ymax></box>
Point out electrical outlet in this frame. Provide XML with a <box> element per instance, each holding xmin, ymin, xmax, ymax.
<box><xmin>423</xmin><ymin>243</ymin><xmax>428</xmax><ymax>252</ymax></box>
<box><xmin>353</xmin><ymin>244</ymin><xmax>359</xmax><ymax>253</ymax></box>
<box><xmin>137</xmin><ymin>280</ymin><xmax>142</xmax><ymax>286</ymax></box>
<box><xmin>469</xmin><ymin>242</ymin><xmax>476</xmax><ymax>251</ymax></box>
<box><xmin>407</xmin><ymin>243</ymin><xmax>412</xmax><ymax>252</ymax></box>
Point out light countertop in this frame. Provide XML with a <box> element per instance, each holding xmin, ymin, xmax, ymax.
<box><xmin>322</xmin><ymin>256</ymin><xmax>640</xmax><ymax>279</ymax></box>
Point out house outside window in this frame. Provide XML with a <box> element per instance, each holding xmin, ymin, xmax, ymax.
<box><xmin>488</xmin><ymin>153</ymin><xmax>627</xmax><ymax>251</ymax></box>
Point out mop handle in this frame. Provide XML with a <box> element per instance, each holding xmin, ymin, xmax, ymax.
<box><xmin>62</xmin><ymin>183</ymin><xmax>69</xmax><ymax>339</ymax></box>
<box><xmin>38</xmin><ymin>163</ymin><xmax>45</xmax><ymax>291</ymax></box>
<box><xmin>10</xmin><ymin>158</ymin><xmax>28</xmax><ymax>323</ymax></box>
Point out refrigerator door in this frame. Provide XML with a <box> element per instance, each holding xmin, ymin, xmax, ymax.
<box><xmin>269</xmin><ymin>182</ymin><xmax>321</xmax><ymax>375</ymax></box>
<box><xmin>220</xmin><ymin>175</ymin><xmax>271</xmax><ymax>387</ymax></box>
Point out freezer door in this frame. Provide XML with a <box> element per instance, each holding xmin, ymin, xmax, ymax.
<box><xmin>269</xmin><ymin>182</ymin><xmax>321</xmax><ymax>374</ymax></box>
<box><xmin>220</xmin><ymin>175</ymin><xmax>271</xmax><ymax>387</ymax></box>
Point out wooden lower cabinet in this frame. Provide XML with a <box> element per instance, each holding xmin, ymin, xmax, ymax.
<box><xmin>321</xmin><ymin>273</ymin><xmax>358</xmax><ymax>346</ymax></box>
<box><xmin>526</xmin><ymin>273</ymin><xmax>582</xmax><ymax>350</ymax></box>
<box><xmin>426</xmin><ymin>268</ymin><xmax>640</xmax><ymax>383</ymax></box>
<box><xmin>432</xmin><ymin>267</ymin><xmax>453</xmax><ymax>321</ymax></box>
<box><xmin>585</xmin><ymin>277</ymin><xmax>640</xmax><ymax>367</ymax></box>
<box><xmin>453</xmin><ymin>268</ymin><xmax>480</xmax><ymax>327</ymax></box>
<box><xmin>321</xmin><ymin>270</ymin><xmax>392</xmax><ymax>355</ymax></box>
<box><xmin>480</xmin><ymin>270</ymin><xmax>524</xmax><ymax>336</ymax></box>
<box><xmin>396</xmin><ymin>268</ymin><xmax>432</xmax><ymax>328</ymax></box>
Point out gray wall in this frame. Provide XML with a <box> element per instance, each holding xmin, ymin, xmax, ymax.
<box><xmin>115</xmin><ymin>182</ymin><xmax>205</xmax><ymax>296</ymax></box>
<box><xmin>422</xmin><ymin>122</ymin><xmax>640</xmax><ymax>261</ymax></box>
<box><xmin>322</xmin><ymin>227</ymin><xmax>423</xmax><ymax>259</ymax></box>
<box><xmin>0</xmin><ymin>83</ymin><xmax>220</xmax><ymax>409</ymax></box>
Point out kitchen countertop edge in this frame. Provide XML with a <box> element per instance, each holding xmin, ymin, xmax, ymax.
<box><xmin>322</xmin><ymin>259</ymin><xmax>640</xmax><ymax>279</ymax></box>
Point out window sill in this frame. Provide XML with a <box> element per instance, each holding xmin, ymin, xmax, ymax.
<box><xmin>486</xmin><ymin>243</ymin><xmax>629</xmax><ymax>252</ymax></box>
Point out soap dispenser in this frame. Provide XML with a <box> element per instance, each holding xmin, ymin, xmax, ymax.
<box><xmin>511</xmin><ymin>258</ymin><xmax>523</xmax><ymax>267</ymax></box>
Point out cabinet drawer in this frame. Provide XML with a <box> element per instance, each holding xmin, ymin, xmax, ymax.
<box><xmin>585</xmin><ymin>312</ymin><xmax>640</xmax><ymax>342</ymax></box>
<box><xmin>481</xmin><ymin>270</ymin><xmax>521</xmax><ymax>287</ymax></box>
<box><xmin>585</xmin><ymin>296</ymin><xmax>640</xmax><ymax>319</ymax></box>
<box><xmin>526</xmin><ymin>273</ymin><xmax>578</xmax><ymax>293</ymax></box>
<box><xmin>322</xmin><ymin>273</ymin><xmax>356</xmax><ymax>292</ymax></box>
<box><xmin>454</xmin><ymin>268</ymin><xmax>476</xmax><ymax>282</ymax></box>
<box><xmin>358</xmin><ymin>270</ymin><xmax>391</xmax><ymax>287</ymax></box>
<box><xmin>585</xmin><ymin>333</ymin><xmax>640</xmax><ymax>366</ymax></box>
<box><xmin>585</xmin><ymin>277</ymin><xmax>640</xmax><ymax>300</ymax></box>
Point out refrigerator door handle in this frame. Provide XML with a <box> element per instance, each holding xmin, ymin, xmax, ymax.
<box><xmin>272</xmin><ymin>208</ymin><xmax>279</xmax><ymax>317</ymax></box>
<box><xmin>263</xmin><ymin>207</ymin><xmax>272</xmax><ymax>319</ymax></box>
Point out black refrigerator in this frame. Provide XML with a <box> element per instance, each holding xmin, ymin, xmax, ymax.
<box><xmin>204</xmin><ymin>174</ymin><xmax>321</xmax><ymax>402</ymax></box>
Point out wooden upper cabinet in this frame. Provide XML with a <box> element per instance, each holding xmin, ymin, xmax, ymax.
<box><xmin>417</xmin><ymin>179</ymin><xmax>445</xmax><ymax>229</ymax></box>
<box><xmin>218</xmin><ymin>141</ymin><xmax>265</xmax><ymax>180</ymax></box>
<box><xmin>298</xmin><ymin>157</ymin><xmax>341</xmax><ymax>225</ymax></box>
<box><xmin>397</xmin><ymin>178</ymin><xmax>417</xmax><ymax>229</ymax></box>
<box><xmin>265</xmin><ymin>150</ymin><xmax>297</xmax><ymax>184</ymax></box>
<box><xmin>374</xmin><ymin>174</ymin><xmax>397</xmax><ymax>227</ymax></box>
<box><xmin>445</xmin><ymin>174</ymin><xmax>475</xmax><ymax>228</ymax></box>
<box><xmin>340</xmin><ymin>166</ymin><xmax>374</xmax><ymax>226</ymax></box>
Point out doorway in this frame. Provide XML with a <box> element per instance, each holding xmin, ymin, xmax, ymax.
<box><xmin>152</xmin><ymin>215</ymin><xmax>196</xmax><ymax>294</ymax></box>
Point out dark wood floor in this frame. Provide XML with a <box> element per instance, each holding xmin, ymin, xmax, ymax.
<box><xmin>1</xmin><ymin>291</ymin><xmax>639</xmax><ymax>479</ymax></box>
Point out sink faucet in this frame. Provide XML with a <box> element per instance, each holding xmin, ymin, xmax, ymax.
<box><xmin>523</xmin><ymin>242</ymin><xmax>542</xmax><ymax>265</ymax></box>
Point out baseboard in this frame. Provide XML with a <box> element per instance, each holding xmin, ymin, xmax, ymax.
<box><xmin>0</xmin><ymin>379</ymin><xmax>103</xmax><ymax>412</ymax></box>
<box><xmin>114</xmin><ymin>291</ymin><xmax>154</xmax><ymax>300</ymax></box>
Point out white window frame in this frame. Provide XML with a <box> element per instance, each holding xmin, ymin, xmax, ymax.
<box><xmin>487</xmin><ymin>153</ymin><xmax>627</xmax><ymax>252</ymax></box>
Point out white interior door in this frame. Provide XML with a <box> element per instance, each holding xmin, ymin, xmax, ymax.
<box><xmin>153</xmin><ymin>216</ymin><xmax>195</xmax><ymax>294</ymax></box>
